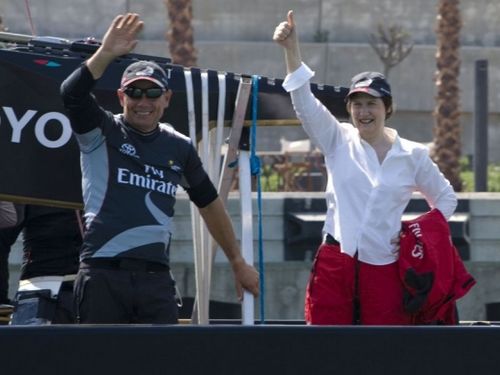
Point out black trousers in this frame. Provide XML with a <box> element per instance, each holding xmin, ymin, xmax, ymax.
<box><xmin>75</xmin><ymin>260</ymin><xmax>178</xmax><ymax>324</ymax></box>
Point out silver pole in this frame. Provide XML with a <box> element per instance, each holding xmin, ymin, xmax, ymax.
<box><xmin>0</xmin><ymin>31</ymin><xmax>32</xmax><ymax>43</ymax></box>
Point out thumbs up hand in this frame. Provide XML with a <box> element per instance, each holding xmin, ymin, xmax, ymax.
<box><xmin>273</xmin><ymin>10</ymin><xmax>297</xmax><ymax>49</ymax></box>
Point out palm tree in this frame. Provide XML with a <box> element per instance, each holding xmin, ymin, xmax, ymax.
<box><xmin>164</xmin><ymin>0</ymin><xmax>197</xmax><ymax>67</ymax></box>
<box><xmin>431</xmin><ymin>0</ymin><xmax>463</xmax><ymax>191</ymax></box>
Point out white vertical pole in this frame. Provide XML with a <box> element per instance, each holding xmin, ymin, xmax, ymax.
<box><xmin>198</xmin><ymin>70</ymin><xmax>210</xmax><ymax>325</ymax></box>
<box><xmin>206</xmin><ymin>72</ymin><xmax>227</xmax><ymax>287</ymax></box>
<box><xmin>200</xmin><ymin>70</ymin><xmax>210</xmax><ymax>167</ymax></box>
<box><xmin>184</xmin><ymin>68</ymin><xmax>207</xmax><ymax>325</ymax></box>
<box><xmin>238</xmin><ymin>150</ymin><xmax>254</xmax><ymax>325</ymax></box>
<box><xmin>184</xmin><ymin>69</ymin><xmax>196</xmax><ymax>143</ymax></box>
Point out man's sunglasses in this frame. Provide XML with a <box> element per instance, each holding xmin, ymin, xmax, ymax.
<box><xmin>122</xmin><ymin>87</ymin><xmax>165</xmax><ymax>99</ymax></box>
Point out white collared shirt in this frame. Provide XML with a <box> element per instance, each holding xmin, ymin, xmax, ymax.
<box><xmin>283</xmin><ymin>63</ymin><xmax>457</xmax><ymax>265</ymax></box>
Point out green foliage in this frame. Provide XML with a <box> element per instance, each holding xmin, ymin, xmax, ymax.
<box><xmin>459</xmin><ymin>157</ymin><xmax>500</xmax><ymax>192</ymax></box>
<box><xmin>260</xmin><ymin>165</ymin><xmax>280</xmax><ymax>192</ymax></box>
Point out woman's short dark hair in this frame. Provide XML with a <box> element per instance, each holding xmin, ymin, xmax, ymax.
<box><xmin>382</xmin><ymin>96</ymin><xmax>394</xmax><ymax>119</ymax></box>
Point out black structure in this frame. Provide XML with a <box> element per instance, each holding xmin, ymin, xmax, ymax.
<box><xmin>178</xmin><ymin>297</ymin><xmax>241</xmax><ymax>320</ymax></box>
<box><xmin>0</xmin><ymin>33</ymin><xmax>349</xmax><ymax>208</ymax></box>
<box><xmin>0</xmin><ymin>325</ymin><xmax>499</xmax><ymax>375</ymax></box>
<box><xmin>284</xmin><ymin>197</ymin><xmax>470</xmax><ymax>261</ymax></box>
<box><xmin>284</xmin><ymin>198</ymin><xmax>329</xmax><ymax>261</ymax></box>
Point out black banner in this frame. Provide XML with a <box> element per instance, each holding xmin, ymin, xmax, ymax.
<box><xmin>0</xmin><ymin>325</ymin><xmax>499</xmax><ymax>375</ymax></box>
<box><xmin>0</xmin><ymin>37</ymin><xmax>348</xmax><ymax>208</ymax></box>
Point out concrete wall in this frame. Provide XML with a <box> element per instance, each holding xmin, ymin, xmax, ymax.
<box><xmin>3</xmin><ymin>0</ymin><xmax>500</xmax><ymax>46</ymax></box>
<box><xmin>468</xmin><ymin>193</ymin><xmax>500</xmax><ymax>261</ymax></box>
<box><xmin>2</xmin><ymin>0</ymin><xmax>500</xmax><ymax>160</ymax></box>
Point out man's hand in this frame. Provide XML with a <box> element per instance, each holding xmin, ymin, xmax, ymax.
<box><xmin>100</xmin><ymin>13</ymin><xmax>144</xmax><ymax>59</ymax></box>
<box><xmin>86</xmin><ymin>13</ymin><xmax>144</xmax><ymax>79</ymax></box>
<box><xmin>197</xmin><ymin>197</ymin><xmax>259</xmax><ymax>301</ymax></box>
<box><xmin>231</xmin><ymin>257</ymin><xmax>260</xmax><ymax>301</ymax></box>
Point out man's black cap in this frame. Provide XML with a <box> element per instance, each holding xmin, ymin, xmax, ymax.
<box><xmin>121</xmin><ymin>60</ymin><xmax>169</xmax><ymax>89</ymax></box>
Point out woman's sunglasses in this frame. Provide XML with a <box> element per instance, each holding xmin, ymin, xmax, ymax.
<box><xmin>122</xmin><ymin>87</ymin><xmax>165</xmax><ymax>99</ymax></box>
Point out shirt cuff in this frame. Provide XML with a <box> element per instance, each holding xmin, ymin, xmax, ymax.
<box><xmin>282</xmin><ymin>62</ymin><xmax>315</xmax><ymax>92</ymax></box>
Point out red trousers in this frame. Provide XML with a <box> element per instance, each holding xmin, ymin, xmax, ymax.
<box><xmin>305</xmin><ymin>242</ymin><xmax>412</xmax><ymax>325</ymax></box>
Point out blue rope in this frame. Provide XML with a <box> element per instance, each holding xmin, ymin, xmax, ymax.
<box><xmin>251</xmin><ymin>74</ymin><xmax>265</xmax><ymax>324</ymax></box>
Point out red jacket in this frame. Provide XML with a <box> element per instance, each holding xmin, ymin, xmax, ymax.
<box><xmin>399</xmin><ymin>209</ymin><xmax>476</xmax><ymax>324</ymax></box>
